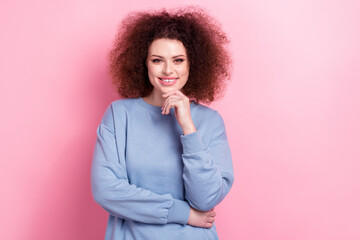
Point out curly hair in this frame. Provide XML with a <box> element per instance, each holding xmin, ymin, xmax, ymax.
<box><xmin>108</xmin><ymin>6</ymin><xmax>232</xmax><ymax>103</ymax></box>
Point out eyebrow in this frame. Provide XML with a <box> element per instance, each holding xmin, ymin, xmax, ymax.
<box><xmin>150</xmin><ymin>54</ymin><xmax>186</xmax><ymax>58</ymax></box>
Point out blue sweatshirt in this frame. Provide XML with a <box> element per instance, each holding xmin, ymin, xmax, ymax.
<box><xmin>91</xmin><ymin>97</ymin><xmax>234</xmax><ymax>240</ymax></box>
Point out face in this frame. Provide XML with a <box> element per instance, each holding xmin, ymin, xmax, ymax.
<box><xmin>146</xmin><ymin>38</ymin><xmax>190</xmax><ymax>96</ymax></box>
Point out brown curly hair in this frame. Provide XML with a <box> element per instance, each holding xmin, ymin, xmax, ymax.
<box><xmin>108</xmin><ymin>6</ymin><xmax>232</xmax><ymax>103</ymax></box>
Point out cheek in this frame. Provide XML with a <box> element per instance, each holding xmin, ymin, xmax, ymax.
<box><xmin>148</xmin><ymin>65</ymin><xmax>160</xmax><ymax>76</ymax></box>
<box><xmin>147</xmin><ymin>65</ymin><xmax>153</xmax><ymax>74</ymax></box>
<box><xmin>180</xmin><ymin>67</ymin><xmax>190</xmax><ymax>77</ymax></box>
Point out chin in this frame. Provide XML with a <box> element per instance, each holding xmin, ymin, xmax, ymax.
<box><xmin>159</xmin><ymin>86</ymin><xmax>179</xmax><ymax>93</ymax></box>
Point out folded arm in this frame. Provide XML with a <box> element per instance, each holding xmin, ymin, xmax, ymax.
<box><xmin>181</xmin><ymin>112</ymin><xmax>234</xmax><ymax>211</ymax></box>
<box><xmin>91</xmin><ymin>107</ymin><xmax>190</xmax><ymax>225</ymax></box>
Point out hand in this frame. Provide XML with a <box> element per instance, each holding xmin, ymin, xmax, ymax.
<box><xmin>161</xmin><ymin>90</ymin><xmax>196</xmax><ymax>135</ymax></box>
<box><xmin>187</xmin><ymin>207</ymin><xmax>216</xmax><ymax>228</ymax></box>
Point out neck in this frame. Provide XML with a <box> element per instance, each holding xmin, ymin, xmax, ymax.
<box><xmin>143</xmin><ymin>89</ymin><xmax>165</xmax><ymax>107</ymax></box>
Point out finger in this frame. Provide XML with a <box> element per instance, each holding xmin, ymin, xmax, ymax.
<box><xmin>162</xmin><ymin>96</ymin><xmax>176</xmax><ymax>114</ymax></box>
<box><xmin>208</xmin><ymin>216</ymin><xmax>215</xmax><ymax>223</ymax></box>
<box><xmin>210</xmin><ymin>211</ymin><xmax>216</xmax><ymax>217</ymax></box>
<box><xmin>162</xmin><ymin>100</ymin><xmax>170</xmax><ymax>114</ymax></box>
<box><xmin>172</xmin><ymin>90</ymin><xmax>186</xmax><ymax>97</ymax></box>
<box><xmin>162</xmin><ymin>94</ymin><xmax>181</xmax><ymax>107</ymax></box>
<box><xmin>162</xmin><ymin>99</ymin><xmax>172</xmax><ymax>114</ymax></box>
<box><xmin>162</xmin><ymin>99</ymin><xmax>178</xmax><ymax>115</ymax></box>
<box><xmin>166</xmin><ymin>100</ymin><xmax>179</xmax><ymax>114</ymax></box>
<box><xmin>162</xmin><ymin>92</ymin><xmax>188</xmax><ymax>111</ymax></box>
<box><xmin>162</xmin><ymin>95</ymin><xmax>181</xmax><ymax>111</ymax></box>
<box><xmin>205</xmin><ymin>222</ymin><xmax>213</xmax><ymax>229</ymax></box>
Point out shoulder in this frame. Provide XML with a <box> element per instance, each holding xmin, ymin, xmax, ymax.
<box><xmin>106</xmin><ymin>98</ymin><xmax>140</xmax><ymax>114</ymax></box>
<box><xmin>191</xmin><ymin>101</ymin><xmax>224</xmax><ymax>123</ymax></box>
<box><xmin>191</xmin><ymin>102</ymin><xmax>226</xmax><ymax>138</ymax></box>
<box><xmin>101</xmin><ymin>98</ymin><xmax>140</xmax><ymax>127</ymax></box>
<box><xmin>110</xmin><ymin>98</ymin><xmax>138</xmax><ymax>110</ymax></box>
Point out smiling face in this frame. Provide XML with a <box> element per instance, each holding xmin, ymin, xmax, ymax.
<box><xmin>146</xmin><ymin>38</ymin><xmax>190</xmax><ymax>99</ymax></box>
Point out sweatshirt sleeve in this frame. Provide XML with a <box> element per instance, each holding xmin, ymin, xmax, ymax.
<box><xmin>91</xmin><ymin>104</ymin><xmax>190</xmax><ymax>225</ymax></box>
<box><xmin>180</xmin><ymin>111</ymin><xmax>234</xmax><ymax>211</ymax></box>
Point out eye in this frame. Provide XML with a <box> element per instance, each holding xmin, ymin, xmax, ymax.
<box><xmin>151</xmin><ymin>59</ymin><xmax>162</xmax><ymax>63</ymax></box>
<box><xmin>174</xmin><ymin>59</ymin><xmax>185</xmax><ymax>63</ymax></box>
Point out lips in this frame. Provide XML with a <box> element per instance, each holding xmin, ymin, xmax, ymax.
<box><xmin>158</xmin><ymin>77</ymin><xmax>178</xmax><ymax>86</ymax></box>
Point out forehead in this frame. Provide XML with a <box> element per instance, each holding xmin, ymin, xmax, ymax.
<box><xmin>148</xmin><ymin>38</ymin><xmax>187</xmax><ymax>56</ymax></box>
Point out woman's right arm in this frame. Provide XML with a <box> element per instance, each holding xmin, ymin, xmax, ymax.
<box><xmin>91</xmin><ymin>121</ymin><xmax>189</xmax><ymax>225</ymax></box>
<box><xmin>91</xmin><ymin>104</ymin><xmax>215</xmax><ymax>227</ymax></box>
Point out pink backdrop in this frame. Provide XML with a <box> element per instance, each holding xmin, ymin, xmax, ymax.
<box><xmin>1</xmin><ymin>0</ymin><xmax>359</xmax><ymax>239</ymax></box>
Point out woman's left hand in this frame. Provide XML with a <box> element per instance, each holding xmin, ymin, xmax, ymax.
<box><xmin>162</xmin><ymin>90</ymin><xmax>196</xmax><ymax>135</ymax></box>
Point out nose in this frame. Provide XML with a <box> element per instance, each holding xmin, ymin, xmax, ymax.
<box><xmin>162</xmin><ymin>61</ymin><xmax>174</xmax><ymax>75</ymax></box>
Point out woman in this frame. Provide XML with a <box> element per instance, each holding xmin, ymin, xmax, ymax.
<box><xmin>91</xmin><ymin>6</ymin><xmax>234</xmax><ymax>240</ymax></box>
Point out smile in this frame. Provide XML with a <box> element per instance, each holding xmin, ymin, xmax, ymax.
<box><xmin>158</xmin><ymin>77</ymin><xmax>178</xmax><ymax>86</ymax></box>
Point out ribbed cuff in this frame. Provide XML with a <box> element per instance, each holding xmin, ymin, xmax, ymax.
<box><xmin>180</xmin><ymin>131</ymin><xmax>205</xmax><ymax>154</ymax></box>
<box><xmin>167</xmin><ymin>199</ymin><xmax>190</xmax><ymax>225</ymax></box>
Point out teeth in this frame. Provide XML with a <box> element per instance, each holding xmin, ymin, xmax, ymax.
<box><xmin>161</xmin><ymin>78</ymin><xmax>177</xmax><ymax>82</ymax></box>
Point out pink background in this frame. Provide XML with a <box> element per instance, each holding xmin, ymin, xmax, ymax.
<box><xmin>1</xmin><ymin>0</ymin><xmax>359</xmax><ymax>239</ymax></box>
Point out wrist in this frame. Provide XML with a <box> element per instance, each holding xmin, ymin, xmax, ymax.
<box><xmin>187</xmin><ymin>207</ymin><xmax>193</xmax><ymax>224</ymax></box>
<box><xmin>182</xmin><ymin>123</ymin><xmax>196</xmax><ymax>135</ymax></box>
